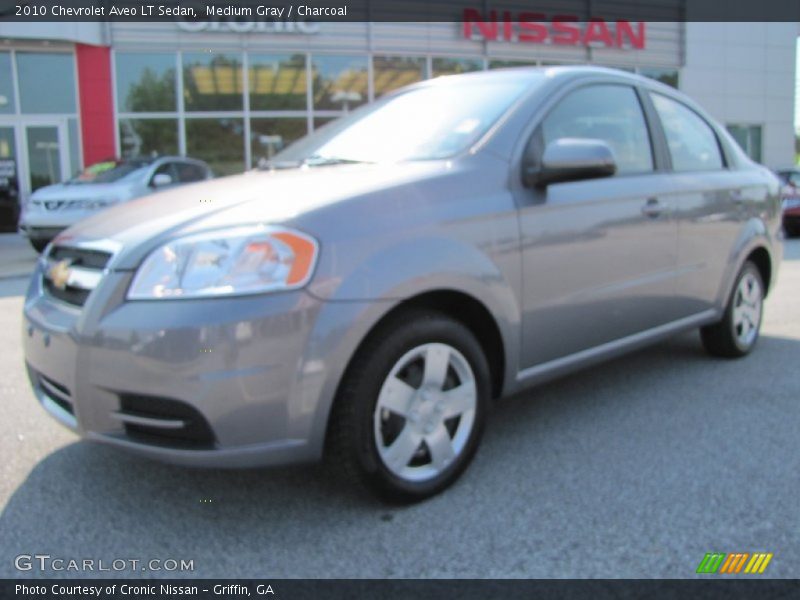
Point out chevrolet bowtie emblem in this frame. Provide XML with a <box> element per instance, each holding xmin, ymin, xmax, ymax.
<box><xmin>48</xmin><ymin>259</ymin><xmax>72</xmax><ymax>290</ymax></box>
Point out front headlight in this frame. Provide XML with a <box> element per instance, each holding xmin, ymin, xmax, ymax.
<box><xmin>127</xmin><ymin>225</ymin><xmax>319</xmax><ymax>300</ymax></box>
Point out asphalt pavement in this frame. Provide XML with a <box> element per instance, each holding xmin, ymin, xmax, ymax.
<box><xmin>0</xmin><ymin>232</ymin><xmax>798</xmax><ymax>579</ymax></box>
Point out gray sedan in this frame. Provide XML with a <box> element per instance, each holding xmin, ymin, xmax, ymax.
<box><xmin>22</xmin><ymin>67</ymin><xmax>782</xmax><ymax>502</ymax></box>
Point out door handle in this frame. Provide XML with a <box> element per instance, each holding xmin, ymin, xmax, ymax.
<box><xmin>641</xmin><ymin>197</ymin><xmax>664</xmax><ymax>218</ymax></box>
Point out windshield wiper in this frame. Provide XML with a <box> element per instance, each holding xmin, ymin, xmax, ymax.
<box><xmin>302</xmin><ymin>155</ymin><xmax>369</xmax><ymax>167</ymax></box>
<box><xmin>257</xmin><ymin>159</ymin><xmax>303</xmax><ymax>170</ymax></box>
<box><xmin>257</xmin><ymin>155</ymin><xmax>372</xmax><ymax>171</ymax></box>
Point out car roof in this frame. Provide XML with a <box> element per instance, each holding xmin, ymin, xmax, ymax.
<box><xmin>421</xmin><ymin>65</ymin><xmax>663</xmax><ymax>90</ymax></box>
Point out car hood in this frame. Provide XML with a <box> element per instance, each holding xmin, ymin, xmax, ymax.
<box><xmin>31</xmin><ymin>181</ymin><xmax>134</xmax><ymax>202</ymax></box>
<box><xmin>57</xmin><ymin>162</ymin><xmax>449</xmax><ymax>269</ymax></box>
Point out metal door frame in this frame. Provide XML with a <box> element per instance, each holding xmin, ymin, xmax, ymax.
<box><xmin>0</xmin><ymin>117</ymin><xmax>70</xmax><ymax>200</ymax></box>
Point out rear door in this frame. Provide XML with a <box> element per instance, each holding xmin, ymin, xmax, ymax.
<box><xmin>515</xmin><ymin>82</ymin><xmax>681</xmax><ymax>370</ymax></box>
<box><xmin>647</xmin><ymin>92</ymin><xmax>762</xmax><ymax>315</ymax></box>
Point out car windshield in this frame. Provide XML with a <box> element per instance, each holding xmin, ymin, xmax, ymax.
<box><xmin>270</xmin><ymin>77</ymin><xmax>537</xmax><ymax>166</ymax></box>
<box><xmin>70</xmin><ymin>159</ymin><xmax>151</xmax><ymax>184</ymax></box>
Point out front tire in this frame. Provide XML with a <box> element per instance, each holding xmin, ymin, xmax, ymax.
<box><xmin>326</xmin><ymin>309</ymin><xmax>491</xmax><ymax>503</ymax></box>
<box><xmin>701</xmin><ymin>261</ymin><xmax>764</xmax><ymax>358</ymax></box>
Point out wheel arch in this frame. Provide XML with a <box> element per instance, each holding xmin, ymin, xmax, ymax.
<box><xmin>716</xmin><ymin>218</ymin><xmax>779</xmax><ymax>308</ymax></box>
<box><xmin>346</xmin><ymin>290</ymin><xmax>506</xmax><ymax>400</ymax></box>
<box><xmin>746</xmin><ymin>246</ymin><xmax>772</xmax><ymax>296</ymax></box>
<box><xmin>312</xmin><ymin>288</ymin><xmax>511</xmax><ymax>459</ymax></box>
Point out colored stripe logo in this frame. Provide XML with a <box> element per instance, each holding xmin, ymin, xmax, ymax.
<box><xmin>697</xmin><ymin>553</ymin><xmax>773</xmax><ymax>574</ymax></box>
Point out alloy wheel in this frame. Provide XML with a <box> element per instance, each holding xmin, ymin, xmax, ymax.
<box><xmin>732</xmin><ymin>271</ymin><xmax>762</xmax><ymax>348</ymax></box>
<box><xmin>373</xmin><ymin>343</ymin><xmax>477</xmax><ymax>483</ymax></box>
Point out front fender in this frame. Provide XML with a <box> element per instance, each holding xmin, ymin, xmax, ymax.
<box><xmin>297</xmin><ymin>236</ymin><xmax>522</xmax><ymax>459</ymax></box>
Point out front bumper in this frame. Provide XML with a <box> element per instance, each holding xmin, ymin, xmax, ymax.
<box><xmin>18</xmin><ymin>224</ymin><xmax>66</xmax><ymax>241</ymax></box>
<box><xmin>19</xmin><ymin>208</ymin><xmax>89</xmax><ymax>240</ymax></box>
<box><xmin>23</xmin><ymin>259</ymin><xmax>327</xmax><ymax>468</ymax></box>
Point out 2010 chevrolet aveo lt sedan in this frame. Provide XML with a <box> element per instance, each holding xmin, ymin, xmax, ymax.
<box><xmin>23</xmin><ymin>67</ymin><xmax>782</xmax><ymax>501</ymax></box>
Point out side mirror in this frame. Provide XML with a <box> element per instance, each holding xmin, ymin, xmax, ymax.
<box><xmin>523</xmin><ymin>138</ymin><xmax>617</xmax><ymax>188</ymax></box>
<box><xmin>151</xmin><ymin>173</ymin><xmax>173</xmax><ymax>188</ymax></box>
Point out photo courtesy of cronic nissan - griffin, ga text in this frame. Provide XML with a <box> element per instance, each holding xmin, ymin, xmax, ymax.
<box><xmin>23</xmin><ymin>67</ymin><xmax>782</xmax><ymax>502</ymax></box>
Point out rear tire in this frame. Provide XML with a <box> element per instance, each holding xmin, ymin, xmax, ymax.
<box><xmin>701</xmin><ymin>261</ymin><xmax>764</xmax><ymax>358</ymax></box>
<box><xmin>326</xmin><ymin>309</ymin><xmax>490</xmax><ymax>503</ymax></box>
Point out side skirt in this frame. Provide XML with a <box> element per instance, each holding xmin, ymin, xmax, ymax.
<box><xmin>514</xmin><ymin>309</ymin><xmax>719</xmax><ymax>390</ymax></box>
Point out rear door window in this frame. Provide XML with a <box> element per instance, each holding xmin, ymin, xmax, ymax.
<box><xmin>175</xmin><ymin>162</ymin><xmax>208</xmax><ymax>183</ymax></box>
<box><xmin>650</xmin><ymin>93</ymin><xmax>724</xmax><ymax>172</ymax></box>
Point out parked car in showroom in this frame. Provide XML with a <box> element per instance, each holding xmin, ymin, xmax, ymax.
<box><xmin>19</xmin><ymin>156</ymin><xmax>213</xmax><ymax>252</ymax></box>
<box><xmin>23</xmin><ymin>67</ymin><xmax>782</xmax><ymax>502</ymax></box>
<box><xmin>775</xmin><ymin>168</ymin><xmax>800</xmax><ymax>237</ymax></box>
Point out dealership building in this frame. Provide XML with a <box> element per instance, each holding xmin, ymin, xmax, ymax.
<box><xmin>0</xmin><ymin>18</ymin><xmax>796</xmax><ymax>200</ymax></box>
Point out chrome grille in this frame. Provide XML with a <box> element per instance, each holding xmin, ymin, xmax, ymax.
<box><xmin>39</xmin><ymin>199</ymin><xmax>94</xmax><ymax>211</ymax></box>
<box><xmin>49</xmin><ymin>246</ymin><xmax>112</xmax><ymax>270</ymax></box>
<box><xmin>43</xmin><ymin>245</ymin><xmax>112</xmax><ymax>307</ymax></box>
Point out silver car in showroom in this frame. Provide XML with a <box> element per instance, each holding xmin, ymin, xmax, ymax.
<box><xmin>23</xmin><ymin>67</ymin><xmax>782</xmax><ymax>501</ymax></box>
<box><xmin>19</xmin><ymin>156</ymin><xmax>213</xmax><ymax>253</ymax></box>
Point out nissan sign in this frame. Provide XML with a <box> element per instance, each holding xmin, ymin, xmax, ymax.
<box><xmin>463</xmin><ymin>9</ymin><xmax>646</xmax><ymax>49</ymax></box>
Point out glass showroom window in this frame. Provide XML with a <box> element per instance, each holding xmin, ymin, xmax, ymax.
<box><xmin>16</xmin><ymin>52</ymin><xmax>76</xmax><ymax>114</ymax></box>
<box><xmin>727</xmin><ymin>124</ymin><xmax>763</xmax><ymax>163</ymax></box>
<box><xmin>313</xmin><ymin>117</ymin><xmax>338</xmax><ymax>131</ymax></box>
<box><xmin>432</xmin><ymin>57</ymin><xmax>484</xmax><ymax>78</ymax></box>
<box><xmin>183</xmin><ymin>52</ymin><xmax>244</xmax><ymax>112</ymax></box>
<box><xmin>186</xmin><ymin>118</ymin><xmax>245</xmax><ymax>175</ymax></box>
<box><xmin>373</xmin><ymin>56</ymin><xmax>426</xmax><ymax>98</ymax></box>
<box><xmin>312</xmin><ymin>55</ymin><xmax>368</xmax><ymax>112</ymax></box>
<box><xmin>489</xmin><ymin>59</ymin><xmax>537</xmax><ymax>69</ymax></box>
<box><xmin>67</xmin><ymin>118</ymin><xmax>80</xmax><ymax>176</ymax></box>
<box><xmin>250</xmin><ymin>118</ymin><xmax>308</xmax><ymax>166</ymax></box>
<box><xmin>0</xmin><ymin>52</ymin><xmax>16</xmax><ymax>114</ymax></box>
<box><xmin>249</xmin><ymin>54</ymin><xmax>307</xmax><ymax>111</ymax></box>
<box><xmin>115</xmin><ymin>52</ymin><xmax>177</xmax><ymax>112</ymax></box>
<box><xmin>119</xmin><ymin>118</ymin><xmax>179</xmax><ymax>158</ymax></box>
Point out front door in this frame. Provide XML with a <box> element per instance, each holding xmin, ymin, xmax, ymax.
<box><xmin>515</xmin><ymin>83</ymin><xmax>681</xmax><ymax>371</ymax></box>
